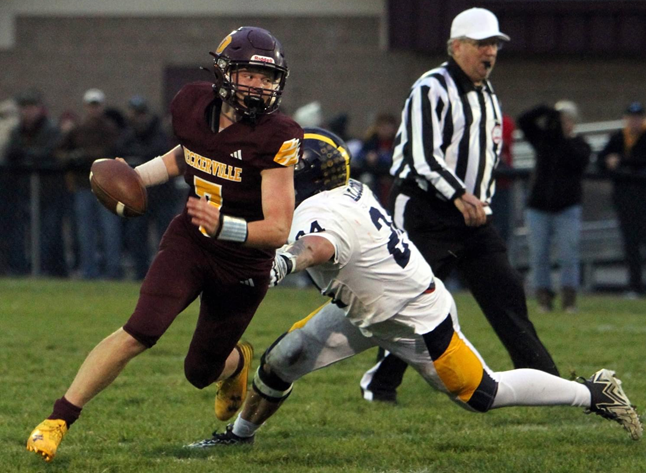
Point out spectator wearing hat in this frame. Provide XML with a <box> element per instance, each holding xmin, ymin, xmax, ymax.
<box><xmin>598</xmin><ymin>102</ymin><xmax>646</xmax><ymax>297</ymax></box>
<box><xmin>3</xmin><ymin>88</ymin><xmax>67</xmax><ymax>276</ymax></box>
<box><xmin>116</xmin><ymin>95</ymin><xmax>177</xmax><ymax>279</ymax></box>
<box><xmin>518</xmin><ymin>101</ymin><xmax>591</xmax><ymax>312</ymax></box>
<box><xmin>58</xmin><ymin>88</ymin><xmax>122</xmax><ymax>279</ymax></box>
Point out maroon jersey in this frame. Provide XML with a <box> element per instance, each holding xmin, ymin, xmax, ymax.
<box><xmin>170</xmin><ymin>81</ymin><xmax>303</xmax><ymax>269</ymax></box>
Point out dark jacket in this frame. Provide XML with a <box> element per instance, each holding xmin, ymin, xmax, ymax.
<box><xmin>518</xmin><ymin>105</ymin><xmax>591</xmax><ymax>212</ymax></box>
<box><xmin>597</xmin><ymin>127</ymin><xmax>646</xmax><ymax>174</ymax></box>
<box><xmin>58</xmin><ymin>114</ymin><xmax>119</xmax><ymax>189</ymax></box>
<box><xmin>5</xmin><ymin>114</ymin><xmax>64</xmax><ymax>194</ymax></box>
<box><xmin>597</xmin><ymin>125</ymin><xmax>646</xmax><ymax>209</ymax></box>
<box><xmin>116</xmin><ymin>115</ymin><xmax>169</xmax><ymax>167</ymax></box>
<box><xmin>5</xmin><ymin>115</ymin><xmax>61</xmax><ymax>168</ymax></box>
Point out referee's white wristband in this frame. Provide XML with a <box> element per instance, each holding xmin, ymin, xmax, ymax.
<box><xmin>216</xmin><ymin>214</ymin><xmax>248</xmax><ymax>243</ymax></box>
<box><xmin>135</xmin><ymin>156</ymin><xmax>169</xmax><ymax>187</ymax></box>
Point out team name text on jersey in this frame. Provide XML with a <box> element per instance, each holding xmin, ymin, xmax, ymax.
<box><xmin>184</xmin><ymin>147</ymin><xmax>242</xmax><ymax>182</ymax></box>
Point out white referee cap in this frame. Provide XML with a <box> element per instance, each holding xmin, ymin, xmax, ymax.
<box><xmin>450</xmin><ymin>8</ymin><xmax>510</xmax><ymax>42</ymax></box>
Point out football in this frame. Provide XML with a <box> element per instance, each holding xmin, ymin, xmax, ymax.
<box><xmin>89</xmin><ymin>159</ymin><xmax>148</xmax><ymax>218</ymax></box>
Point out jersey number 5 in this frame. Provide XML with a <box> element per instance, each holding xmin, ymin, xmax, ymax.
<box><xmin>369</xmin><ymin>207</ymin><xmax>411</xmax><ymax>268</ymax></box>
<box><xmin>194</xmin><ymin>176</ymin><xmax>223</xmax><ymax>237</ymax></box>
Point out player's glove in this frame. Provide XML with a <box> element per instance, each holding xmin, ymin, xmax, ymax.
<box><xmin>269</xmin><ymin>250</ymin><xmax>297</xmax><ymax>287</ymax></box>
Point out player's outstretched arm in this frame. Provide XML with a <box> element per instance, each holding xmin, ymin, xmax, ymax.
<box><xmin>117</xmin><ymin>145</ymin><xmax>185</xmax><ymax>186</ymax></box>
<box><xmin>160</xmin><ymin>145</ymin><xmax>186</xmax><ymax>178</ymax></box>
<box><xmin>270</xmin><ymin>235</ymin><xmax>335</xmax><ymax>286</ymax></box>
<box><xmin>286</xmin><ymin>235</ymin><xmax>335</xmax><ymax>272</ymax></box>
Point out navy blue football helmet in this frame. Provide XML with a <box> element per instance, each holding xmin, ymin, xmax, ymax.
<box><xmin>211</xmin><ymin>27</ymin><xmax>288</xmax><ymax>118</ymax></box>
<box><xmin>295</xmin><ymin>127</ymin><xmax>351</xmax><ymax>207</ymax></box>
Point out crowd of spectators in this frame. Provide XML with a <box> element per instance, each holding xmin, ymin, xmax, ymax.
<box><xmin>0</xmin><ymin>88</ymin><xmax>183</xmax><ymax>280</ymax></box>
<box><xmin>1</xmin><ymin>89</ymin><xmax>645</xmax><ymax>297</ymax></box>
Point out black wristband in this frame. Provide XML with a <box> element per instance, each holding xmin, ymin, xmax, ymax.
<box><xmin>280</xmin><ymin>254</ymin><xmax>294</xmax><ymax>274</ymax></box>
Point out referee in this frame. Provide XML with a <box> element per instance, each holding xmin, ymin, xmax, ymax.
<box><xmin>360</xmin><ymin>7</ymin><xmax>559</xmax><ymax>403</ymax></box>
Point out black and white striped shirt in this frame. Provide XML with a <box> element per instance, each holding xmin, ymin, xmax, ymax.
<box><xmin>390</xmin><ymin>58</ymin><xmax>504</xmax><ymax>205</ymax></box>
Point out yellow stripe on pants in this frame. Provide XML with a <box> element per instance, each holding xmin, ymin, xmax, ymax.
<box><xmin>288</xmin><ymin>302</ymin><xmax>330</xmax><ymax>333</ymax></box>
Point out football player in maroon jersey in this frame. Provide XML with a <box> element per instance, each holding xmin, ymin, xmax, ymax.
<box><xmin>27</xmin><ymin>26</ymin><xmax>303</xmax><ymax>462</ymax></box>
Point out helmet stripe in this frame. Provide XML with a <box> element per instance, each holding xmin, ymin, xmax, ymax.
<box><xmin>304</xmin><ymin>132</ymin><xmax>351</xmax><ymax>184</ymax></box>
<box><xmin>216</xmin><ymin>34</ymin><xmax>232</xmax><ymax>54</ymax></box>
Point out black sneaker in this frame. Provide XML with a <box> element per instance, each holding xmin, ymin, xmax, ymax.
<box><xmin>185</xmin><ymin>424</ymin><xmax>255</xmax><ymax>448</ymax></box>
<box><xmin>580</xmin><ymin>368</ymin><xmax>643</xmax><ymax>440</ymax></box>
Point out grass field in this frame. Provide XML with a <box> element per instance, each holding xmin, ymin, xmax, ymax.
<box><xmin>1</xmin><ymin>278</ymin><xmax>645</xmax><ymax>472</ymax></box>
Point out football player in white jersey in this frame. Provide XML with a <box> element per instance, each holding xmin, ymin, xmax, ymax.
<box><xmin>187</xmin><ymin>128</ymin><xmax>642</xmax><ymax>447</ymax></box>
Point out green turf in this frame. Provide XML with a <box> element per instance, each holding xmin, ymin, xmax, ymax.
<box><xmin>1</xmin><ymin>278</ymin><xmax>645</xmax><ymax>472</ymax></box>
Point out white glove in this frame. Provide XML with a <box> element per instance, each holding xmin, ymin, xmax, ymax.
<box><xmin>269</xmin><ymin>251</ymin><xmax>297</xmax><ymax>287</ymax></box>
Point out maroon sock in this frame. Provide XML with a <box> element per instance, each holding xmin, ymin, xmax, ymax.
<box><xmin>48</xmin><ymin>397</ymin><xmax>82</xmax><ymax>428</ymax></box>
<box><xmin>230</xmin><ymin>346</ymin><xmax>245</xmax><ymax>379</ymax></box>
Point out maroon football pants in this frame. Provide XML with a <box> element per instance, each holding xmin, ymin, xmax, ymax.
<box><xmin>123</xmin><ymin>216</ymin><xmax>269</xmax><ymax>388</ymax></box>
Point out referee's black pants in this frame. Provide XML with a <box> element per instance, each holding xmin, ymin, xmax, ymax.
<box><xmin>362</xmin><ymin>192</ymin><xmax>559</xmax><ymax>401</ymax></box>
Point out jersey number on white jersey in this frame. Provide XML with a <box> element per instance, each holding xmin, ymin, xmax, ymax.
<box><xmin>369</xmin><ymin>207</ymin><xmax>411</xmax><ymax>268</ymax></box>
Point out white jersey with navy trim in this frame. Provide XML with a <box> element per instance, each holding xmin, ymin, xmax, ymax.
<box><xmin>289</xmin><ymin>179</ymin><xmax>453</xmax><ymax>334</ymax></box>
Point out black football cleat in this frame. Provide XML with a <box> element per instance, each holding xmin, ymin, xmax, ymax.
<box><xmin>581</xmin><ymin>368</ymin><xmax>642</xmax><ymax>440</ymax></box>
<box><xmin>185</xmin><ymin>424</ymin><xmax>254</xmax><ymax>448</ymax></box>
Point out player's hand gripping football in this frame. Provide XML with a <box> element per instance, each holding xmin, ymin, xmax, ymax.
<box><xmin>186</xmin><ymin>196</ymin><xmax>222</xmax><ymax>237</ymax></box>
<box><xmin>269</xmin><ymin>248</ymin><xmax>297</xmax><ymax>287</ymax></box>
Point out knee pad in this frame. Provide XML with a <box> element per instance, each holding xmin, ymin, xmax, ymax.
<box><xmin>251</xmin><ymin>330</ymin><xmax>311</xmax><ymax>401</ymax></box>
<box><xmin>263</xmin><ymin>330</ymin><xmax>308</xmax><ymax>378</ymax></box>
